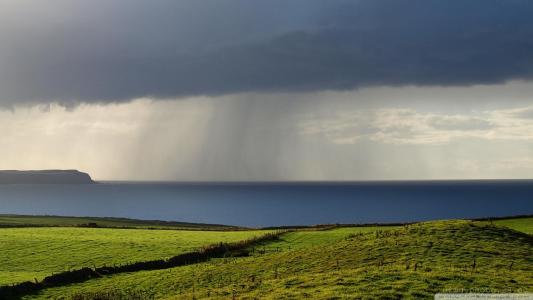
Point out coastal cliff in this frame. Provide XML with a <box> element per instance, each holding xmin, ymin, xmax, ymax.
<box><xmin>0</xmin><ymin>170</ymin><xmax>94</xmax><ymax>184</ymax></box>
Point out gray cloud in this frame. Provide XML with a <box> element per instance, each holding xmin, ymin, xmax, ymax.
<box><xmin>1</xmin><ymin>0</ymin><xmax>533</xmax><ymax>106</ymax></box>
<box><xmin>300</xmin><ymin>105</ymin><xmax>533</xmax><ymax>146</ymax></box>
<box><xmin>510</xmin><ymin>107</ymin><xmax>533</xmax><ymax>119</ymax></box>
<box><xmin>427</xmin><ymin>116</ymin><xmax>493</xmax><ymax>131</ymax></box>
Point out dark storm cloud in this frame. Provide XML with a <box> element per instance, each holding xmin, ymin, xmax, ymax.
<box><xmin>1</xmin><ymin>0</ymin><xmax>533</xmax><ymax>105</ymax></box>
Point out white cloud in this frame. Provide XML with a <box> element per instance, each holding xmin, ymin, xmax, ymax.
<box><xmin>0</xmin><ymin>98</ymin><xmax>215</xmax><ymax>180</ymax></box>
<box><xmin>300</xmin><ymin>106</ymin><xmax>533</xmax><ymax>145</ymax></box>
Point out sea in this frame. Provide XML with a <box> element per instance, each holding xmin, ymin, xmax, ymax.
<box><xmin>0</xmin><ymin>180</ymin><xmax>532</xmax><ymax>227</ymax></box>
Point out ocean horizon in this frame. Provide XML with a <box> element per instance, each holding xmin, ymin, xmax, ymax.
<box><xmin>1</xmin><ymin>180</ymin><xmax>532</xmax><ymax>227</ymax></box>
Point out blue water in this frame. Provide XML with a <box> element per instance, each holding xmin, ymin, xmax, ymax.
<box><xmin>0</xmin><ymin>181</ymin><xmax>532</xmax><ymax>227</ymax></box>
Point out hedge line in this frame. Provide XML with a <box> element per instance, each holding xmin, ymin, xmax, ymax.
<box><xmin>0</xmin><ymin>231</ymin><xmax>285</xmax><ymax>299</ymax></box>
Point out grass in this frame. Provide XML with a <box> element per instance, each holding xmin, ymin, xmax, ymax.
<box><xmin>0</xmin><ymin>214</ymin><xmax>243</xmax><ymax>230</ymax></box>
<box><xmin>22</xmin><ymin>220</ymin><xmax>533</xmax><ymax>299</ymax></box>
<box><xmin>0</xmin><ymin>227</ymin><xmax>269</xmax><ymax>286</ymax></box>
<box><xmin>493</xmin><ymin>217</ymin><xmax>533</xmax><ymax>234</ymax></box>
<box><xmin>257</xmin><ymin>226</ymin><xmax>398</xmax><ymax>251</ymax></box>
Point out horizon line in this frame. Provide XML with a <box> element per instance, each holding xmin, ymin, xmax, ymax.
<box><xmin>94</xmin><ymin>179</ymin><xmax>533</xmax><ymax>184</ymax></box>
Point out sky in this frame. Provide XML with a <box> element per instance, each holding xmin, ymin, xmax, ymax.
<box><xmin>1</xmin><ymin>0</ymin><xmax>533</xmax><ymax>181</ymax></box>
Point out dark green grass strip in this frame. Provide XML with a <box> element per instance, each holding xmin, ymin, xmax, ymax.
<box><xmin>0</xmin><ymin>214</ymin><xmax>247</xmax><ymax>231</ymax></box>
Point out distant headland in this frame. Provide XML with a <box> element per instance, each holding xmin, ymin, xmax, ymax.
<box><xmin>0</xmin><ymin>170</ymin><xmax>94</xmax><ymax>184</ymax></box>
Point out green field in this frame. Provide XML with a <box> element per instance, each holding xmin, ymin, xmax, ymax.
<box><xmin>259</xmin><ymin>226</ymin><xmax>398</xmax><ymax>251</ymax></box>
<box><xmin>0</xmin><ymin>227</ymin><xmax>269</xmax><ymax>286</ymax></box>
<box><xmin>15</xmin><ymin>218</ymin><xmax>532</xmax><ymax>300</ymax></box>
<box><xmin>493</xmin><ymin>217</ymin><xmax>533</xmax><ymax>234</ymax></box>
<box><xmin>0</xmin><ymin>214</ymin><xmax>242</xmax><ymax>230</ymax></box>
<box><xmin>0</xmin><ymin>216</ymin><xmax>531</xmax><ymax>299</ymax></box>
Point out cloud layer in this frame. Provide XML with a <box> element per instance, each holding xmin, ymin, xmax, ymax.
<box><xmin>1</xmin><ymin>0</ymin><xmax>533</xmax><ymax>105</ymax></box>
<box><xmin>300</xmin><ymin>106</ymin><xmax>533</xmax><ymax>145</ymax></box>
<box><xmin>2</xmin><ymin>82</ymin><xmax>533</xmax><ymax>181</ymax></box>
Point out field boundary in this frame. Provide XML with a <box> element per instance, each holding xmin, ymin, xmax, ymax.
<box><xmin>0</xmin><ymin>231</ymin><xmax>286</xmax><ymax>300</ymax></box>
<box><xmin>0</xmin><ymin>223</ymin><xmax>248</xmax><ymax>231</ymax></box>
<box><xmin>0</xmin><ymin>214</ymin><xmax>248</xmax><ymax>231</ymax></box>
<box><xmin>261</xmin><ymin>214</ymin><xmax>533</xmax><ymax>230</ymax></box>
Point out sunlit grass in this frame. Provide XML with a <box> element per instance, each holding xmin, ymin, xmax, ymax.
<box><xmin>0</xmin><ymin>227</ymin><xmax>269</xmax><ymax>286</ymax></box>
<box><xmin>493</xmin><ymin>217</ymin><xmax>533</xmax><ymax>234</ymax></box>
<box><xmin>24</xmin><ymin>220</ymin><xmax>533</xmax><ymax>299</ymax></box>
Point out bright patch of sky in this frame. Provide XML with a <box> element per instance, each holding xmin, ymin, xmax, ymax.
<box><xmin>2</xmin><ymin>81</ymin><xmax>533</xmax><ymax>180</ymax></box>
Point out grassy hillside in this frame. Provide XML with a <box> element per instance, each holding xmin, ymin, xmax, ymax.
<box><xmin>0</xmin><ymin>227</ymin><xmax>269</xmax><ymax>286</ymax></box>
<box><xmin>23</xmin><ymin>220</ymin><xmax>533</xmax><ymax>299</ymax></box>
<box><xmin>259</xmin><ymin>226</ymin><xmax>397</xmax><ymax>251</ymax></box>
<box><xmin>0</xmin><ymin>214</ymin><xmax>242</xmax><ymax>230</ymax></box>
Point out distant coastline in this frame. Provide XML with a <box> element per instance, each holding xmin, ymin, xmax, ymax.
<box><xmin>0</xmin><ymin>170</ymin><xmax>94</xmax><ymax>184</ymax></box>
